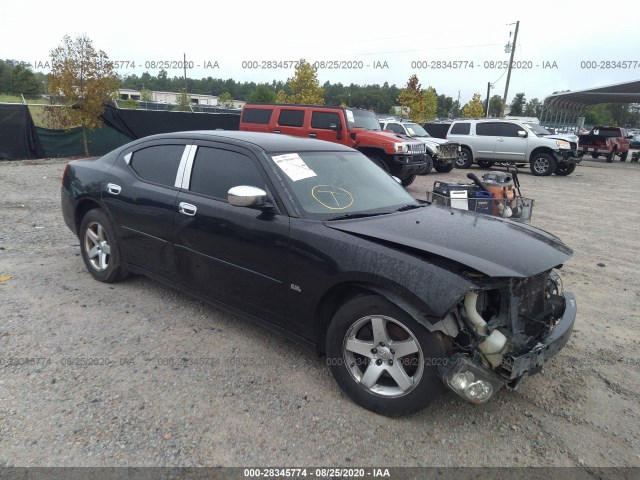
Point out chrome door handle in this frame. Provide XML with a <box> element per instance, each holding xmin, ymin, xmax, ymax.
<box><xmin>107</xmin><ymin>183</ymin><xmax>121</xmax><ymax>195</ymax></box>
<box><xmin>309</xmin><ymin>133</ymin><xmax>317</xmax><ymax>138</ymax></box>
<box><xmin>178</xmin><ymin>202</ymin><xmax>197</xmax><ymax>216</ymax></box>
<box><xmin>273</xmin><ymin>129</ymin><xmax>281</xmax><ymax>134</ymax></box>
<box><xmin>497</xmin><ymin>138</ymin><xmax>504</xmax><ymax>142</ymax></box>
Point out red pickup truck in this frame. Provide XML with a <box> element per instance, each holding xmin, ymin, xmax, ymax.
<box><xmin>239</xmin><ymin>104</ymin><xmax>427</xmax><ymax>186</ymax></box>
<box><xmin>578</xmin><ymin>126</ymin><xmax>631</xmax><ymax>162</ymax></box>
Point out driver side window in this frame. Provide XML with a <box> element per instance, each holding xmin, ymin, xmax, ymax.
<box><xmin>189</xmin><ymin>147</ymin><xmax>267</xmax><ymax>201</ymax></box>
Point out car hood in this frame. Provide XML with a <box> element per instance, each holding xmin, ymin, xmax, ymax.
<box><xmin>324</xmin><ymin>206</ymin><xmax>573</xmax><ymax>278</ymax></box>
<box><xmin>545</xmin><ymin>133</ymin><xmax>578</xmax><ymax>143</ymax></box>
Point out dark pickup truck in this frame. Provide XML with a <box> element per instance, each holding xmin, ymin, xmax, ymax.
<box><xmin>578</xmin><ymin>126</ymin><xmax>631</xmax><ymax>162</ymax></box>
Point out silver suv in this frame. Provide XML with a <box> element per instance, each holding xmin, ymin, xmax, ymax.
<box><xmin>379</xmin><ymin>119</ymin><xmax>460</xmax><ymax>174</ymax></box>
<box><xmin>446</xmin><ymin>119</ymin><xmax>581</xmax><ymax>176</ymax></box>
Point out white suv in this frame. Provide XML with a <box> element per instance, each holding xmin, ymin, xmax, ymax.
<box><xmin>379</xmin><ymin>120</ymin><xmax>460</xmax><ymax>174</ymax></box>
<box><xmin>446</xmin><ymin>119</ymin><xmax>581</xmax><ymax>176</ymax></box>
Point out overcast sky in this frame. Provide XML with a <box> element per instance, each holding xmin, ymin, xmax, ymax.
<box><xmin>3</xmin><ymin>0</ymin><xmax>638</xmax><ymax>104</ymax></box>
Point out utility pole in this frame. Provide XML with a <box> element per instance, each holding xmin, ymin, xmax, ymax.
<box><xmin>500</xmin><ymin>21</ymin><xmax>519</xmax><ymax>117</ymax></box>
<box><xmin>485</xmin><ymin>82</ymin><xmax>492</xmax><ymax>118</ymax></box>
<box><xmin>183</xmin><ymin>52</ymin><xmax>188</xmax><ymax>94</ymax></box>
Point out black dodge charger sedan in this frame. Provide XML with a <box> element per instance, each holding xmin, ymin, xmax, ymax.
<box><xmin>61</xmin><ymin>131</ymin><xmax>576</xmax><ymax>416</ymax></box>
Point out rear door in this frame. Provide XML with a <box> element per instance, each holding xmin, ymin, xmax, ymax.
<box><xmin>103</xmin><ymin>141</ymin><xmax>190</xmax><ymax>279</ymax></box>
<box><xmin>274</xmin><ymin>108</ymin><xmax>306</xmax><ymax>137</ymax></box>
<box><xmin>474</xmin><ymin>122</ymin><xmax>501</xmax><ymax>159</ymax></box>
<box><xmin>494</xmin><ymin>122</ymin><xmax>528</xmax><ymax>162</ymax></box>
<box><xmin>173</xmin><ymin>142</ymin><xmax>290</xmax><ymax>326</ymax></box>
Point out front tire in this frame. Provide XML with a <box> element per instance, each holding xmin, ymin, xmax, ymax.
<box><xmin>79</xmin><ymin>209</ymin><xmax>128</xmax><ymax>283</ymax></box>
<box><xmin>418</xmin><ymin>154</ymin><xmax>434</xmax><ymax>175</ymax></box>
<box><xmin>433</xmin><ymin>159</ymin><xmax>454</xmax><ymax>173</ymax></box>
<box><xmin>401</xmin><ymin>175</ymin><xmax>416</xmax><ymax>187</ymax></box>
<box><xmin>477</xmin><ymin>160</ymin><xmax>493</xmax><ymax>169</ymax></box>
<box><xmin>554</xmin><ymin>162</ymin><xmax>576</xmax><ymax>176</ymax></box>
<box><xmin>367</xmin><ymin>154</ymin><xmax>390</xmax><ymax>174</ymax></box>
<box><xmin>620</xmin><ymin>151</ymin><xmax>628</xmax><ymax>162</ymax></box>
<box><xmin>530</xmin><ymin>153</ymin><xmax>557</xmax><ymax>176</ymax></box>
<box><xmin>455</xmin><ymin>147</ymin><xmax>473</xmax><ymax>169</ymax></box>
<box><xmin>606</xmin><ymin>151</ymin><xmax>614</xmax><ymax>163</ymax></box>
<box><xmin>326</xmin><ymin>294</ymin><xmax>450</xmax><ymax>416</ymax></box>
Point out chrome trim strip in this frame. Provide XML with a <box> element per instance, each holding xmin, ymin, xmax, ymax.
<box><xmin>181</xmin><ymin>145</ymin><xmax>198</xmax><ymax>189</ymax></box>
<box><xmin>174</xmin><ymin>145</ymin><xmax>193</xmax><ymax>188</ymax></box>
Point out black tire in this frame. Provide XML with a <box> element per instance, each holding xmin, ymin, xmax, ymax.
<box><xmin>554</xmin><ymin>162</ymin><xmax>576</xmax><ymax>176</ymax></box>
<box><xmin>79</xmin><ymin>209</ymin><xmax>128</xmax><ymax>283</ymax></box>
<box><xmin>477</xmin><ymin>160</ymin><xmax>492</xmax><ymax>169</ymax></box>
<box><xmin>418</xmin><ymin>154</ymin><xmax>434</xmax><ymax>175</ymax></box>
<box><xmin>433</xmin><ymin>159</ymin><xmax>454</xmax><ymax>173</ymax></box>
<box><xmin>401</xmin><ymin>175</ymin><xmax>416</xmax><ymax>187</ymax></box>
<box><xmin>591</xmin><ymin>153</ymin><xmax>599</xmax><ymax>159</ymax></box>
<box><xmin>367</xmin><ymin>154</ymin><xmax>390</xmax><ymax>174</ymax></box>
<box><xmin>326</xmin><ymin>294</ymin><xmax>450</xmax><ymax>416</ymax></box>
<box><xmin>530</xmin><ymin>153</ymin><xmax>557</xmax><ymax>176</ymax></box>
<box><xmin>605</xmin><ymin>151</ymin><xmax>614</xmax><ymax>163</ymax></box>
<box><xmin>620</xmin><ymin>151</ymin><xmax>628</xmax><ymax>162</ymax></box>
<box><xmin>455</xmin><ymin>147</ymin><xmax>473</xmax><ymax>169</ymax></box>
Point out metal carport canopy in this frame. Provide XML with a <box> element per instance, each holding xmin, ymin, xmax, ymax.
<box><xmin>542</xmin><ymin>80</ymin><xmax>640</xmax><ymax>113</ymax></box>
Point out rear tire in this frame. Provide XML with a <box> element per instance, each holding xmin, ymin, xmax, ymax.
<box><xmin>326</xmin><ymin>294</ymin><xmax>450</xmax><ymax>416</ymax></box>
<box><xmin>477</xmin><ymin>160</ymin><xmax>492</xmax><ymax>169</ymax></box>
<box><xmin>79</xmin><ymin>209</ymin><xmax>128</xmax><ymax>283</ymax></box>
<box><xmin>606</xmin><ymin>151</ymin><xmax>614</xmax><ymax>163</ymax></box>
<box><xmin>530</xmin><ymin>153</ymin><xmax>557</xmax><ymax>176</ymax></box>
<box><xmin>455</xmin><ymin>147</ymin><xmax>473</xmax><ymax>169</ymax></box>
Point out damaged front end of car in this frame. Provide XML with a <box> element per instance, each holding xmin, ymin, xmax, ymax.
<box><xmin>440</xmin><ymin>270</ymin><xmax>576</xmax><ymax>404</ymax></box>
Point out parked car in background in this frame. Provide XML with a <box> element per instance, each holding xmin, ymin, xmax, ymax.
<box><xmin>240</xmin><ymin>104</ymin><xmax>427</xmax><ymax>186</ymax></box>
<box><xmin>627</xmin><ymin>134</ymin><xmax>640</xmax><ymax>149</ymax></box>
<box><xmin>446</xmin><ymin>119</ymin><xmax>581</xmax><ymax>176</ymax></box>
<box><xmin>578</xmin><ymin>126</ymin><xmax>631</xmax><ymax>162</ymax></box>
<box><xmin>61</xmin><ymin>131</ymin><xmax>577</xmax><ymax>416</ymax></box>
<box><xmin>379</xmin><ymin>119</ymin><xmax>459</xmax><ymax>173</ymax></box>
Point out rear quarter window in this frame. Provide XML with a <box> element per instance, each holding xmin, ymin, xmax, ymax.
<box><xmin>450</xmin><ymin>122</ymin><xmax>470</xmax><ymax>135</ymax></box>
<box><xmin>242</xmin><ymin>108</ymin><xmax>273</xmax><ymax>124</ymax></box>
<box><xmin>129</xmin><ymin>144</ymin><xmax>185</xmax><ymax>186</ymax></box>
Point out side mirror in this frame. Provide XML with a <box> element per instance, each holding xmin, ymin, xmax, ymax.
<box><xmin>517</xmin><ymin>130</ymin><xmax>527</xmax><ymax>137</ymax></box>
<box><xmin>228</xmin><ymin>185</ymin><xmax>268</xmax><ymax>208</ymax></box>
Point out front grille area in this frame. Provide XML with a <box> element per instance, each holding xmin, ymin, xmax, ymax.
<box><xmin>437</xmin><ymin>144</ymin><xmax>458</xmax><ymax>159</ymax></box>
<box><xmin>406</xmin><ymin>143</ymin><xmax>426</xmax><ymax>154</ymax></box>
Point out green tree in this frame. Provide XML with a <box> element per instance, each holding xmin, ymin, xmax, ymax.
<box><xmin>524</xmin><ymin>98</ymin><xmax>542</xmax><ymax>118</ymax></box>
<box><xmin>488</xmin><ymin>95</ymin><xmax>503</xmax><ymax>117</ymax></box>
<box><xmin>174</xmin><ymin>88</ymin><xmax>190</xmax><ymax>111</ymax></box>
<box><xmin>218</xmin><ymin>91</ymin><xmax>234</xmax><ymax>108</ymax></box>
<box><xmin>278</xmin><ymin>59</ymin><xmax>324</xmax><ymax>105</ymax></box>
<box><xmin>248</xmin><ymin>84</ymin><xmax>276</xmax><ymax>103</ymax></box>
<box><xmin>47</xmin><ymin>34</ymin><xmax>119</xmax><ymax>155</ymax></box>
<box><xmin>462</xmin><ymin>93</ymin><xmax>484</xmax><ymax>118</ymax></box>
<box><xmin>140</xmin><ymin>87</ymin><xmax>152</xmax><ymax>102</ymax></box>
<box><xmin>397</xmin><ymin>75</ymin><xmax>437</xmax><ymax>123</ymax></box>
<box><xmin>509</xmin><ymin>92</ymin><xmax>526</xmax><ymax>115</ymax></box>
<box><xmin>436</xmin><ymin>94</ymin><xmax>453</xmax><ymax>118</ymax></box>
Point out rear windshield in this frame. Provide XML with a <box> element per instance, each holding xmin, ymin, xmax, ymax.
<box><xmin>591</xmin><ymin>128</ymin><xmax>621</xmax><ymax>137</ymax></box>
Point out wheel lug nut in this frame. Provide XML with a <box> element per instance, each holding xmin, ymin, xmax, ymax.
<box><xmin>390</xmin><ymin>349</ymin><xmax>395</xmax><ymax>355</ymax></box>
<box><xmin>376</xmin><ymin>359</ymin><xmax>382</xmax><ymax>366</ymax></box>
<box><xmin>379</xmin><ymin>342</ymin><xmax>385</xmax><ymax>346</ymax></box>
<box><xmin>371</xmin><ymin>348</ymin><xmax>377</xmax><ymax>354</ymax></box>
<box><xmin>388</xmin><ymin>360</ymin><xmax>393</xmax><ymax>366</ymax></box>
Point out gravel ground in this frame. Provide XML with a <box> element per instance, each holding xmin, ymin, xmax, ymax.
<box><xmin>0</xmin><ymin>155</ymin><xmax>639</xmax><ymax>469</ymax></box>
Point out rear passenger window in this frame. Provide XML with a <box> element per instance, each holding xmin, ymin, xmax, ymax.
<box><xmin>278</xmin><ymin>109</ymin><xmax>305</xmax><ymax>127</ymax></box>
<box><xmin>476</xmin><ymin>123</ymin><xmax>501</xmax><ymax>136</ymax></box>
<box><xmin>242</xmin><ymin>108</ymin><xmax>273</xmax><ymax>124</ymax></box>
<box><xmin>501</xmin><ymin>123</ymin><xmax>523</xmax><ymax>137</ymax></box>
<box><xmin>189</xmin><ymin>147</ymin><xmax>266</xmax><ymax>200</ymax></box>
<box><xmin>129</xmin><ymin>145</ymin><xmax>185</xmax><ymax>186</ymax></box>
<box><xmin>450</xmin><ymin>122</ymin><xmax>470</xmax><ymax>135</ymax></box>
<box><xmin>311</xmin><ymin>111</ymin><xmax>341</xmax><ymax>129</ymax></box>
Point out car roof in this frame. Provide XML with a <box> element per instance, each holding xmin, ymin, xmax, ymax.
<box><xmin>129</xmin><ymin>130</ymin><xmax>355</xmax><ymax>153</ymax></box>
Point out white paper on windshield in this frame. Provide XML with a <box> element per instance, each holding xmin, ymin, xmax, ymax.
<box><xmin>406</xmin><ymin>127</ymin><xmax>416</xmax><ymax>135</ymax></box>
<box><xmin>346</xmin><ymin>110</ymin><xmax>355</xmax><ymax>123</ymax></box>
<box><xmin>272</xmin><ymin>153</ymin><xmax>317</xmax><ymax>181</ymax></box>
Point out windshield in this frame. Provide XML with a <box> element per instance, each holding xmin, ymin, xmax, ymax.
<box><xmin>404</xmin><ymin>123</ymin><xmax>430</xmax><ymax>137</ymax></box>
<box><xmin>269</xmin><ymin>151</ymin><xmax>416</xmax><ymax>220</ymax></box>
<box><xmin>524</xmin><ymin>123</ymin><xmax>552</xmax><ymax>136</ymax></box>
<box><xmin>345</xmin><ymin>108</ymin><xmax>382</xmax><ymax>130</ymax></box>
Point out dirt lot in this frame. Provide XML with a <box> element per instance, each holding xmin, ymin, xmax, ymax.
<box><xmin>0</xmin><ymin>155</ymin><xmax>639</xmax><ymax>469</ymax></box>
